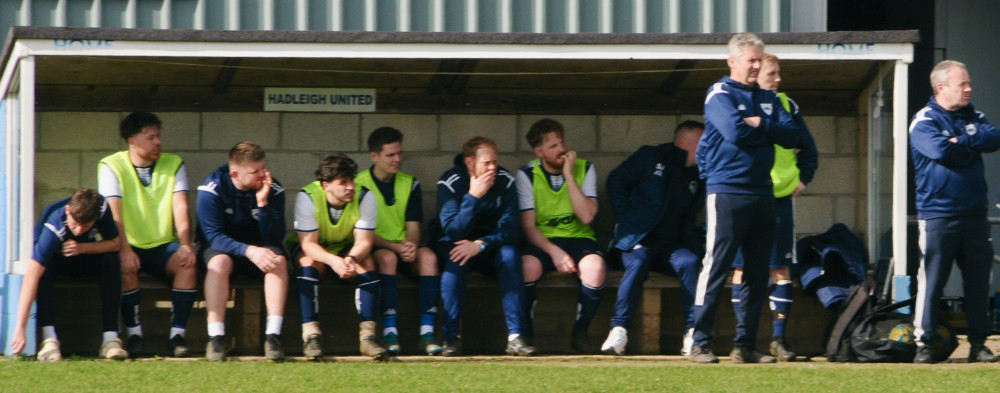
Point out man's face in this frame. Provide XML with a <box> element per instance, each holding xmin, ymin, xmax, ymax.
<box><xmin>371</xmin><ymin>141</ymin><xmax>403</xmax><ymax>175</ymax></box>
<box><xmin>937</xmin><ymin>66</ymin><xmax>972</xmax><ymax>111</ymax></box>
<box><xmin>465</xmin><ymin>145</ymin><xmax>498</xmax><ymax>178</ymax></box>
<box><xmin>758</xmin><ymin>60</ymin><xmax>781</xmax><ymax>91</ymax></box>
<box><xmin>677</xmin><ymin>128</ymin><xmax>705</xmax><ymax>167</ymax></box>
<box><xmin>129</xmin><ymin>125</ymin><xmax>162</xmax><ymax>163</ymax></box>
<box><xmin>322</xmin><ymin>176</ymin><xmax>356</xmax><ymax>206</ymax></box>
<box><xmin>533</xmin><ymin>132</ymin><xmax>567</xmax><ymax>170</ymax></box>
<box><xmin>230</xmin><ymin>160</ymin><xmax>268</xmax><ymax>191</ymax></box>
<box><xmin>728</xmin><ymin>45</ymin><xmax>763</xmax><ymax>86</ymax></box>
<box><xmin>64</xmin><ymin>206</ymin><xmax>95</xmax><ymax>237</ymax></box>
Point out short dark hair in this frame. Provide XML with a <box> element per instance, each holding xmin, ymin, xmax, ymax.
<box><xmin>120</xmin><ymin>112</ymin><xmax>162</xmax><ymax>141</ymax></box>
<box><xmin>525</xmin><ymin>118</ymin><xmax>564</xmax><ymax>148</ymax></box>
<box><xmin>315</xmin><ymin>153</ymin><xmax>359</xmax><ymax>182</ymax></box>
<box><xmin>461</xmin><ymin>136</ymin><xmax>498</xmax><ymax>159</ymax></box>
<box><xmin>229</xmin><ymin>141</ymin><xmax>266</xmax><ymax>165</ymax></box>
<box><xmin>68</xmin><ymin>188</ymin><xmax>104</xmax><ymax>224</ymax></box>
<box><xmin>367</xmin><ymin>127</ymin><xmax>403</xmax><ymax>153</ymax></box>
<box><xmin>674</xmin><ymin>120</ymin><xmax>705</xmax><ymax>136</ymax></box>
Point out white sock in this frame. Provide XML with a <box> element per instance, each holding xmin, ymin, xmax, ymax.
<box><xmin>420</xmin><ymin>325</ymin><xmax>434</xmax><ymax>336</ymax></box>
<box><xmin>169</xmin><ymin>327</ymin><xmax>186</xmax><ymax>338</ymax></box>
<box><xmin>265</xmin><ymin>315</ymin><xmax>283</xmax><ymax>336</ymax></box>
<box><xmin>508</xmin><ymin>333</ymin><xmax>521</xmax><ymax>342</ymax></box>
<box><xmin>41</xmin><ymin>326</ymin><xmax>58</xmax><ymax>340</ymax></box>
<box><xmin>126</xmin><ymin>325</ymin><xmax>143</xmax><ymax>338</ymax></box>
<box><xmin>102</xmin><ymin>331</ymin><xmax>119</xmax><ymax>344</ymax></box>
<box><xmin>383</xmin><ymin>327</ymin><xmax>398</xmax><ymax>336</ymax></box>
<box><xmin>208</xmin><ymin>322</ymin><xmax>225</xmax><ymax>337</ymax></box>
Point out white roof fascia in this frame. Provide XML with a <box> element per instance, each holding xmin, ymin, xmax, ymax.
<box><xmin>12</xmin><ymin>39</ymin><xmax>914</xmax><ymax>62</ymax></box>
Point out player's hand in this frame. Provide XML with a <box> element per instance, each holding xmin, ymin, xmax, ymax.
<box><xmin>948</xmin><ymin>137</ymin><xmax>958</xmax><ymax>143</ymax></box>
<box><xmin>551</xmin><ymin>249</ymin><xmax>577</xmax><ymax>274</ymax></box>
<box><xmin>256</xmin><ymin>170</ymin><xmax>273</xmax><ymax>207</ymax></box>
<box><xmin>743</xmin><ymin>116</ymin><xmax>761</xmax><ymax>128</ymax></box>
<box><xmin>450</xmin><ymin>240</ymin><xmax>481</xmax><ymax>266</ymax></box>
<box><xmin>561</xmin><ymin>151</ymin><xmax>578</xmax><ymax>176</ymax></box>
<box><xmin>62</xmin><ymin>240</ymin><xmax>82</xmax><ymax>257</ymax></box>
<box><xmin>398</xmin><ymin>241</ymin><xmax>418</xmax><ymax>263</ymax></box>
<box><xmin>120</xmin><ymin>248</ymin><xmax>141</xmax><ymax>274</ymax></box>
<box><xmin>791</xmin><ymin>182</ymin><xmax>806</xmax><ymax>199</ymax></box>
<box><xmin>339</xmin><ymin>256</ymin><xmax>357</xmax><ymax>279</ymax></box>
<box><xmin>10</xmin><ymin>327</ymin><xmax>25</xmax><ymax>355</ymax></box>
<box><xmin>176</xmin><ymin>244</ymin><xmax>196</xmax><ymax>268</ymax></box>
<box><xmin>248</xmin><ymin>246</ymin><xmax>280</xmax><ymax>273</ymax></box>
<box><xmin>468</xmin><ymin>169</ymin><xmax>496</xmax><ymax>199</ymax></box>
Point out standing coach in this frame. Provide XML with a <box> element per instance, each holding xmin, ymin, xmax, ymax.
<box><xmin>909</xmin><ymin>60</ymin><xmax>1000</xmax><ymax>364</ymax></box>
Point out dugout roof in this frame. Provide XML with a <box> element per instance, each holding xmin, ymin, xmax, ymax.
<box><xmin>1</xmin><ymin>26</ymin><xmax>917</xmax><ymax>295</ymax></box>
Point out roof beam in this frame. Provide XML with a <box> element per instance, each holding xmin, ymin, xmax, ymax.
<box><xmin>656</xmin><ymin>59</ymin><xmax>698</xmax><ymax>96</ymax></box>
<box><xmin>427</xmin><ymin>59</ymin><xmax>479</xmax><ymax>95</ymax></box>
<box><xmin>213</xmin><ymin>57</ymin><xmax>243</xmax><ymax>94</ymax></box>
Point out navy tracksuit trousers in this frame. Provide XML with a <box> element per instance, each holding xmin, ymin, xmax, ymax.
<box><xmin>613</xmin><ymin>246</ymin><xmax>700</xmax><ymax>330</ymax></box>
<box><xmin>915</xmin><ymin>216</ymin><xmax>993</xmax><ymax>347</ymax></box>
<box><xmin>692</xmin><ymin>193</ymin><xmax>776</xmax><ymax>349</ymax></box>
<box><xmin>435</xmin><ymin>242</ymin><xmax>526</xmax><ymax>340</ymax></box>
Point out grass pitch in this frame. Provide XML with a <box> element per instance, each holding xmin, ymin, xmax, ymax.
<box><xmin>1</xmin><ymin>356</ymin><xmax>999</xmax><ymax>392</ymax></box>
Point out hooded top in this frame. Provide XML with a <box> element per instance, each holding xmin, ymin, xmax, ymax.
<box><xmin>909</xmin><ymin>96</ymin><xmax>1000</xmax><ymax>219</ymax></box>
<box><xmin>196</xmin><ymin>164</ymin><xmax>287</xmax><ymax>256</ymax></box>
<box><xmin>428</xmin><ymin>153</ymin><xmax>519</xmax><ymax>251</ymax></box>
<box><xmin>698</xmin><ymin>76</ymin><xmax>806</xmax><ymax>195</ymax></box>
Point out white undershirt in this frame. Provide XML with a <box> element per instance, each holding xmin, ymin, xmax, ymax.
<box><xmin>293</xmin><ymin>190</ymin><xmax>376</xmax><ymax>232</ymax></box>
<box><xmin>98</xmin><ymin>163</ymin><xmax>188</xmax><ymax>198</ymax></box>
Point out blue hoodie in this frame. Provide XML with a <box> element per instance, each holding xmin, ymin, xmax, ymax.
<box><xmin>698</xmin><ymin>76</ymin><xmax>805</xmax><ymax>195</ymax></box>
<box><xmin>196</xmin><ymin>164</ymin><xmax>287</xmax><ymax>256</ymax></box>
<box><xmin>909</xmin><ymin>96</ymin><xmax>1000</xmax><ymax>219</ymax></box>
<box><xmin>428</xmin><ymin>153</ymin><xmax>519</xmax><ymax>250</ymax></box>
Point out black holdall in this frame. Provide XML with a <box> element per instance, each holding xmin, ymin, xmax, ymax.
<box><xmin>847</xmin><ymin>297</ymin><xmax>958</xmax><ymax>363</ymax></box>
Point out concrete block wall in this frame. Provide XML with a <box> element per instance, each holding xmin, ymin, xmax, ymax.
<box><xmin>35</xmin><ymin>111</ymin><xmax>864</xmax><ymax>354</ymax></box>
<box><xmin>36</xmin><ymin>111</ymin><xmax>867</xmax><ymax>246</ymax></box>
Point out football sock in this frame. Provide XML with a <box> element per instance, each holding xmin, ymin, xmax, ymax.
<box><xmin>418</xmin><ymin>275</ymin><xmax>440</xmax><ymax>335</ymax></box>
<box><xmin>573</xmin><ymin>282</ymin><xmax>605</xmax><ymax>333</ymax></box>
<box><xmin>770</xmin><ymin>280</ymin><xmax>794</xmax><ymax>338</ymax></box>
<box><xmin>380</xmin><ymin>273</ymin><xmax>398</xmax><ymax>335</ymax></box>
<box><xmin>356</xmin><ymin>272</ymin><xmax>381</xmax><ymax>322</ymax></box>
<box><xmin>298</xmin><ymin>266</ymin><xmax>321</xmax><ymax>323</ymax></box>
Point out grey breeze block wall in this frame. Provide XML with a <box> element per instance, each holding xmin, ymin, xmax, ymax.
<box><xmin>35</xmin><ymin>111</ymin><xmax>865</xmax><ymax>249</ymax></box>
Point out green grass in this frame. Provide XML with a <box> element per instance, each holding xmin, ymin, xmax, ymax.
<box><xmin>2</xmin><ymin>357</ymin><xmax>999</xmax><ymax>392</ymax></box>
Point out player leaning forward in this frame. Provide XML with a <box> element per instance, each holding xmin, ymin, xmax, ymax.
<box><xmin>293</xmin><ymin>153</ymin><xmax>389</xmax><ymax>360</ymax></box>
<box><xmin>516</xmin><ymin>119</ymin><xmax>605</xmax><ymax>353</ymax></box>
<box><xmin>197</xmin><ymin>142</ymin><xmax>289</xmax><ymax>362</ymax></box>
<box><xmin>98</xmin><ymin>112</ymin><xmax>198</xmax><ymax>358</ymax></box>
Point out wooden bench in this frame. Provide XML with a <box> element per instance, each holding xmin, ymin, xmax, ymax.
<box><xmin>52</xmin><ymin>269</ymin><xmax>832</xmax><ymax>356</ymax></box>
<box><xmin>51</xmin><ymin>270</ymin><xmax>680</xmax><ymax>356</ymax></box>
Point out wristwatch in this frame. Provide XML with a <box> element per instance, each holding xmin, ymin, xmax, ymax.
<box><xmin>476</xmin><ymin>240</ymin><xmax>487</xmax><ymax>251</ymax></box>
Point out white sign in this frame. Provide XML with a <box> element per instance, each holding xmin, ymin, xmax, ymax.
<box><xmin>264</xmin><ymin>88</ymin><xmax>376</xmax><ymax>112</ymax></box>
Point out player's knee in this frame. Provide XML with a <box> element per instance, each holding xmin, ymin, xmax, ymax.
<box><xmin>770</xmin><ymin>267</ymin><xmax>791</xmax><ymax>282</ymax></box>
<box><xmin>375</xmin><ymin>251</ymin><xmax>398</xmax><ymax>272</ymax></box>
<box><xmin>358</xmin><ymin>255</ymin><xmax>376</xmax><ymax>271</ymax></box>
<box><xmin>522</xmin><ymin>256</ymin><xmax>542</xmax><ymax>278</ymax></box>
<box><xmin>417</xmin><ymin>252</ymin><xmax>438</xmax><ymax>275</ymax></box>
<box><xmin>578</xmin><ymin>255</ymin><xmax>606</xmax><ymax>285</ymax></box>
<box><xmin>206</xmin><ymin>255</ymin><xmax>233</xmax><ymax>275</ymax></box>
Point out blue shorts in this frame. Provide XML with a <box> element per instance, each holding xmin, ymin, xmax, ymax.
<box><xmin>371</xmin><ymin>245</ymin><xmax>432</xmax><ymax>279</ymax></box>
<box><xmin>521</xmin><ymin>237</ymin><xmax>603</xmax><ymax>274</ymax></box>
<box><xmin>201</xmin><ymin>245</ymin><xmax>286</xmax><ymax>279</ymax></box>
<box><xmin>133</xmin><ymin>241</ymin><xmax>180</xmax><ymax>280</ymax></box>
